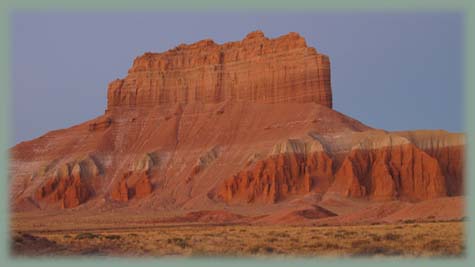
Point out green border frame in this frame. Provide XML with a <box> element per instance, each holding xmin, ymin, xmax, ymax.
<box><xmin>0</xmin><ymin>0</ymin><xmax>473</xmax><ymax>266</ymax></box>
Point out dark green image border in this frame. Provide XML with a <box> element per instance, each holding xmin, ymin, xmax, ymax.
<box><xmin>0</xmin><ymin>0</ymin><xmax>473</xmax><ymax>266</ymax></box>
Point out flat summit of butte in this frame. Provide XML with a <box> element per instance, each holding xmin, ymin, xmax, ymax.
<box><xmin>10</xmin><ymin>31</ymin><xmax>464</xmax><ymax>225</ymax></box>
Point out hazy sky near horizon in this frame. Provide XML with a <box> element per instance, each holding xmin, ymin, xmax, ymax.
<box><xmin>11</xmin><ymin>11</ymin><xmax>463</xmax><ymax>145</ymax></box>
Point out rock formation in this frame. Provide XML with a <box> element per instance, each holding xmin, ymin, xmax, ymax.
<box><xmin>32</xmin><ymin>156</ymin><xmax>100</xmax><ymax>208</ymax></box>
<box><xmin>217</xmin><ymin>140</ymin><xmax>334</xmax><ymax>204</ymax></box>
<box><xmin>328</xmin><ymin>141</ymin><xmax>447</xmax><ymax>201</ymax></box>
<box><xmin>110</xmin><ymin>172</ymin><xmax>153</xmax><ymax>202</ymax></box>
<box><xmin>107</xmin><ymin>30</ymin><xmax>332</xmax><ymax>109</ymax></box>
<box><xmin>9</xmin><ymin>31</ymin><xmax>464</xmax><ymax>226</ymax></box>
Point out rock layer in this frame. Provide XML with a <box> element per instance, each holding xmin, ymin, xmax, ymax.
<box><xmin>107</xmin><ymin>31</ymin><xmax>332</xmax><ymax>109</ymax></box>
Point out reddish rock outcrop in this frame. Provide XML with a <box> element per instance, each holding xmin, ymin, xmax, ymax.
<box><xmin>217</xmin><ymin>133</ymin><xmax>458</xmax><ymax>204</ymax></box>
<box><xmin>32</xmin><ymin>157</ymin><xmax>100</xmax><ymax>209</ymax></box>
<box><xmin>110</xmin><ymin>172</ymin><xmax>153</xmax><ymax>202</ymax></box>
<box><xmin>430</xmin><ymin>145</ymin><xmax>464</xmax><ymax>196</ymax></box>
<box><xmin>110</xmin><ymin>176</ymin><xmax>129</xmax><ymax>202</ymax></box>
<box><xmin>394</xmin><ymin>130</ymin><xmax>465</xmax><ymax>196</ymax></box>
<box><xmin>34</xmin><ymin>169</ymin><xmax>91</xmax><ymax>209</ymax></box>
<box><xmin>107</xmin><ymin>30</ymin><xmax>332</xmax><ymax>110</ymax></box>
<box><xmin>328</xmin><ymin>143</ymin><xmax>447</xmax><ymax>201</ymax></box>
<box><xmin>217</xmin><ymin>151</ymin><xmax>333</xmax><ymax>204</ymax></box>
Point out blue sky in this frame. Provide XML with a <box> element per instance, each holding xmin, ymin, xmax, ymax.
<box><xmin>11</xmin><ymin>11</ymin><xmax>463</xmax><ymax>145</ymax></box>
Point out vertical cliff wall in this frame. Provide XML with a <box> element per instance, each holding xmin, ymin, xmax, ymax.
<box><xmin>107</xmin><ymin>31</ymin><xmax>332</xmax><ymax>109</ymax></box>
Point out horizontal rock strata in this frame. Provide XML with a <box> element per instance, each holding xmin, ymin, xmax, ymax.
<box><xmin>107</xmin><ymin>31</ymin><xmax>332</xmax><ymax>109</ymax></box>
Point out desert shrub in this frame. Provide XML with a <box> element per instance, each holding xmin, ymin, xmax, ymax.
<box><xmin>249</xmin><ymin>233</ymin><xmax>261</xmax><ymax>238</ymax></box>
<box><xmin>304</xmin><ymin>243</ymin><xmax>322</xmax><ymax>249</ymax></box>
<box><xmin>19</xmin><ymin>233</ymin><xmax>37</xmax><ymax>240</ymax></box>
<box><xmin>354</xmin><ymin>245</ymin><xmax>403</xmax><ymax>256</ymax></box>
<box><xmin>321</xmin><ymin>242</ymin><xmax>342</xmax><ymax>250</ymax></box>
<box><xmin>273</xmin><ymin>232</ymin><xmax>290</xmax><ymax>238</ymax></box>
<box><xmin>422</xmin><ymin>239</ymin><xmax>463</xmax><ymax>256</ymax></box>
<box><xmin>265</xmin><ymin>238</ymin><xmax>278</xmax><ymax>243</ymax></box>
<box><xmin>369</xmin><ymin>234</ymin><xmax>382</xmax><ymax>242</ymax></box>
<box><xmin>383</xmin><ymin>233</ymin><xmax>401</xmax><ymax>241</ymax></box>
<box><xmin>104</xmin><ymin>234</ymin><xmax>121</xmax><ymax>240</ymax></box>
<box><xmin>13</xmin><ymin>236</ymin><xmax>23</xmax><ymax>243</ymax></box>
<box><xmin>75</xmin><ymin>233</ymin><xmax>100</xmax><ymax>240</ymax></box>
<box><xmin>248</xmin><ymin>245</ymin><xmax>260</xmax><ymax>254</ymax></box>
<box><xmin>63</xmin><ymin>234</ymin><xmax>71</xmax><ymax>239</ymax></box>
<box><xmin>403</xmin><ymin>219</ymin><xmax>416</xmax><ymax>224</ymax></box>
<box><xmin>263</xmin><ymin>246</ymin><xmax>275</xmax><ymax>253</ymax></box>
<box><xmin>190</xmin><ymin>247</ymin><xmax>211</xmax><ymax>256</ymax></box>
<box><xmin>167</xmin><ymin>238</ymin><xmax>189</xmax><ymax>249</ymax></box>
<box><xmin>334</xmin><ymin>230</ymin><xmax>357</xmax><ymax>238</ymax></box>
<box><xmin>351</xmin><ymin>239</ymin><xmax>371</xmax><ymax>248</ymax></box>
<box><xmin>423</xmin><ymin>239</ymin><xmax>448</xmax><ymax>252</ymax></box>
<box><xmin>334</xmin><ymin>233</ymin><xmax>345</xmax><ymax>239</ymax></box>
<box><xmin>412</xmin><ymin>233</ymin><xmax>426</xmax><ymax>240</ymax></box>
<box><xmin>80</xmin><ymin>248</ymin><xmax>103</xmax><ymax>256</ymax></box>
<box><xmin>248</xmin><ymin>245</ymin><xmax>275</xmax><ymax>254</ymax></box>
<box><xmin>334</xmin><ymin>232</ymin><xmax>356</xmax><ymax>239</ymax></box>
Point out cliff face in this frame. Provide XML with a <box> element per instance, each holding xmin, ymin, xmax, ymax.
<box><xmin>107</xmin><ymin>31</ymin><xmax>332</xmax><ymax>109</ymax></box>
<box><xmin>328</xmin><ymin>143</ymin><xmax>447</xmax><ymax>201</ymax></box>
<box><xmin>395</xmin><ymin>130</ymin><xmax>465</xmax><ymax>196</ymax></box>
<box><xmin>214</xmin><ymin>132</ymin><xmax>463</xmax><ymax>204</ymax></box>
<box><xmin>9</xmin><ymin>31</ymin><xmax>464</xmax><ymax>217</ymax></box>
<box><xmin>32</xmin><ymin>156</ymin><xmax>100</xmax><ymax>208</ymax></box>
<box><xmin>216</xmin><ymin>139</ymin><xmax>334</xmax><ymax>204</ymax></box>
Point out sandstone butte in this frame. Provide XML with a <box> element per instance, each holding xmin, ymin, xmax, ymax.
<box><xmin>9</xmin><ymin>31</ymin><xmax>465</xmax><ymax>225</ymax></box>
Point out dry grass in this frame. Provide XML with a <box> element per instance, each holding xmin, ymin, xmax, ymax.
<box><xmin>11</xmin><ymin>221</ymin><xmax>464</xmax><ymax>257</ymax></box>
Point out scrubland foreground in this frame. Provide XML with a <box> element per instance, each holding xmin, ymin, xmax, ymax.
<box><xmin>11</xmin><ymin>221</ymin><xmax>464</xmax><ymax>257</ymax></box>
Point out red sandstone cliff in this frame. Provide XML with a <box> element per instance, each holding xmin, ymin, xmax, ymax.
<box><xmin>9</xmin><ymin>31</ymin><xmax>464</xmax><ymax>223</ymax></box>
<box><xmin>107</xmin><ymin>30</ymin><xmax>332</xmax><ymax>109</ymax></box>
